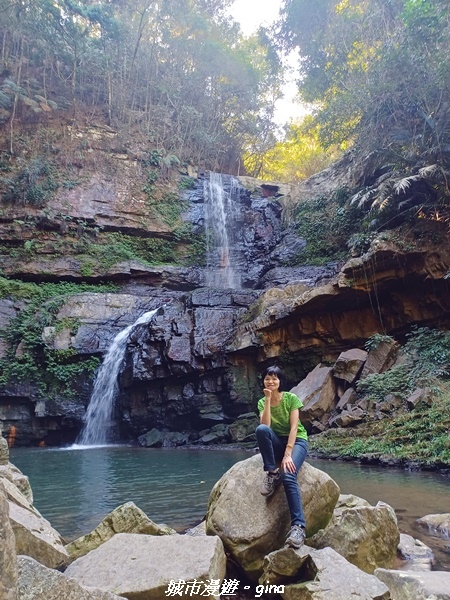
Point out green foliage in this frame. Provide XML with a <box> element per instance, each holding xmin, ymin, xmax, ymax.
<box><xmin>357</xmin><ymin>327</ymin><xmax>450</xmax><ymax>402</ymax></box>
<box><xmin>79</xmin><ymin>259</ymin><xmax>96</xmax><ymax>278</ymax></box>
<box><xmin>357</xmin><ymin>364</ymin><xmax>412</xmax><ymax>403</ymax></box>
<box><xmin>364</xmin><ymin>334</ymin><xmax>395</xmax><ymax>351</ymax></box>
<box><xmin>347</xmin><ymin>232</ymin><xmax>377</xmax><ymax>255</ymax></box>
<box><xmin>0</xmin><ymin>277</ymin><xmax>117</xmax><ymax>398</ymax></box>
<box><xmin>290</xmin><ymin>189</ymin><xmax>365</xmax><ymax>265</ymax></box>
<box><xmin>279</xmin><ymin>0</ymin><xmax>450</xmax><ymax>225</ymax></box>
<box><xmin>46</xmin><ymin>353</ymin><xmax>101</xmax><ymax>396</ymax></box>
<box><xmin>0</xmin><ymin>277</ymin><xmax>117</xmax><ymax>302</ymax></box>
<box><xmin>253</xmin><ymin>116</ymin><xmax>342</xmax><ymax>183</ymax></box>
<box><xmin>310</xmin><ymin>382</ymin><xmax>450</xmax><ymax>466</ymax></box>
<box><xmin>178</xmin><ymin>177</ymin><xmax>196</xmax><ymax>190</ymax></box>
<box><xmin>2</xmin><ymin>158</ymin><xmax>58</xmax><ymax>207</ymax></box>
<box><xmin>181</xmin><ymin>230</ymin><xmax>207</xmax><ymax>266</ymax></box>
<box><xmin>82</xmin><ymin>233</ymin><xmax>180</xmax><ymax>268</ymax></box>
<box><xmin>142</xmin><ymin>170</ymin><xmax>158</xmax><ymax>197</ymax></box>
<box><xmin>404</xmin><ymin>327</ymin><xmax>450</xmax><ymax>381</ymax></box>
<box><xmin>146</xmin><ymin>150</ymin><xmax>163</xmax><ymax>167</ymax></box>
<box><xmin>0</xmin><ymin>0</ymin><xmax>282</xmax><ymax>172</ymax></box>
<box><xmin>145</xmin><ymin>191</ymin><xmax>187</xmax><ymax>227</ymax></box>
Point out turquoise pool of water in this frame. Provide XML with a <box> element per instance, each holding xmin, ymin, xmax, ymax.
<box><xmin>9</xmin><ymin>446</ymin><xmax>450</xmax><ymax>569</ymax></box>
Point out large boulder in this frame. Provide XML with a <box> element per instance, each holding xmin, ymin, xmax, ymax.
<box><xmin>66</xmin><ymin>501</ymin><xmax>176</xmax><ymax>560</ymax></box>
<box><xmin>8</xmin><ymin>501</ymin><xmax>69</xmax><ymax>569</ymax></box>
<box><xmin>261</xmin><ymin>545</ymin><xmax>390</xmax><ymax>600</ymax></box>
<box><xmin>360</xmin><ymin>340</ymin><xmax>399</xmax><ymax>379</ymax></box>
<box><xmin>0</xmin><ymin>475</ymin><xmax>42</xmax><ymax>516</ymax></box>
<box><xmin>138</xmin><ymin>428</ymin><xmax>166</xmax><ymax>448</ymax></box>
<box><xmin>375</xmin><ymin>568</ymin><xmax>450</xmax><ymax>600</ymax></box>
<box><xmin>0</xmin><ymin>461</ymin><xmax>34</xmax><ymax>503</ymax></box>
<box><xmin>397</xmin><ymin>533</ymin><xmax>434</xmax><ymax>571</ymax></box>
<box><xmin>307</xmin><ymin>494</ymin><xmax>399</xmax><ymax>574</ymax></box>
<box><xmin>65</xmin><ymin>533</ymin><xmax>226</xmax><ymax>600</ymax></box>
<box><xmin>329</xmin><ymin>407</ymin><xmax>365</xmax><ymax>428</ymax></box>
<box><xmin>228</xmin><ymin>413</ymin><xmax>259</xmax><ymax>442</ymax></box>
<box><xmin>17</xmin><ymin>555</ymin><xmax>126</xmax><ymax>600</ymax></box>
<box><xmin>416</xmin><ymin>513</ymin><xmax>450</xmax><ymax>538</ymax></box>
<box><xmin>333</xmin><ymin>349</ymin><xmax>368</xmax><ymax>383</ymax></box>
<box><xmin>0</xmin><ymin>482</ymin><xmax>17</xmax><ymax>600</ymax></box>
<box><xmin>290</xmin><ymin>365</ymin><xmax>337</xmax><ymax>431</ymax></box>
<box><xmin>0</xmin><ymin>435</ymin><xmax>9</xmax><ymax>464</ymax></box>
<box><xmin>205</xmin><ymin>454</ymin><xmax>340</xmax><ymax>580</ymax></box>
<box><xmin>335</xmin><ymin>387</ymin><xmax>359</xmax><ymax>411</ymax></box>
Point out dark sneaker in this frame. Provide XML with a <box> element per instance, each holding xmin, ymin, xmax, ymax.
<box><xmin>285</xmin><ymin>525</ymin><xmax>306</xmax><ymax>548</ymax></box>
<box><xmin>260</xmin><ymin>470</ymin><xmax>282</xmax><ymax>497</ymax></box>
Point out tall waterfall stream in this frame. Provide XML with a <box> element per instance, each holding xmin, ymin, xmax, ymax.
<box><xmin>204</xmin><ymin>172</ymin><xmax>241</xmax><ymax>289</ymax></box>
<box><xmin>76</xmin><ymin>308</ymin><xmax>160</xmax><ymax>446</ymax></box>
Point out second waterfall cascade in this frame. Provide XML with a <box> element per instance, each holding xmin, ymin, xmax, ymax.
<box><xmin>204</xmin><ymin>172</ymin><xmax>241</xmax><ymax>289</ymax></box>
<box><xmin>76</xmin><ymin>308</ymin><xmax>160</xmax><ymax>446</ymax></box>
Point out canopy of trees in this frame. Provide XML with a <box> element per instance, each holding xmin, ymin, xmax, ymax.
<box><xmin>0</xmin><ymin>0</ymin><xmax>282</xmax><ymax>173</ymax></box>
<box><xmin>278</xmin><ymin>0</ymin><xmax>450</xmax><ymax>222</ymax></box>
<box><xmin>1</xmin><ymin>0</ymin><xmax>449</xmax><ymax>208</ymax></box>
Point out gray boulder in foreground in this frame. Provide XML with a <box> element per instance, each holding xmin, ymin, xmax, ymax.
<box><xmin>416</xmin><ymin>513</ymin><xmax>450</xmax><ymax>538</ymax></box>
<box><xmin>66</xmin><ymin>501</ymin><xmax>176</xmax><ymax>559</ymax></box>
<box><xmin>65</xmin><ymin>533</ymin><xmax>226</xmax><ymax>599</ymax></box>
<box><xmin>17</xmin><ymin>555</ymin><xmax>126</xmax><ymax>600</ymax></box>
<box><xmin>307</xmin><ymin>494</ymin><xmax>399</xmax><ymax>573</ymax></box>
<box><xmin>397</xmin><ymin>533</ymin><xmax>434</xmax><ymax>571</ymax></box>
<box><xmin>0</xmin><ymin>482</ymin><xmax>17</xmax><ymax>600</ymax></box>
<box><xmin>206</xmin><ymin>455</ymin><xmax>339</xmax><ymax>581</ymax></box>
<box><xmin>0</xmin><ymin>461</ymin><xmax>34</xmax><ymax>503</ymax></box>
<box><xmin>375</xmin><ymin>568</ymin><xmax>450</xmax><ymax>600</ymax></box>
<box><xmin>269</xmin><ymin>546</ymin><xmax>390</xmax><ymax>600</ymax></box>
<box><xmin>0</xmin><ymin>435</ymin><xmax>10</xmax><ymax>465</ymax></box>
<box><xmin>9</xmin><ymin>500</ymin><xmax>69</xmax><ymax>569</ymax></box>
<box><xmin>1</xmin><ymin>475</ymin><xmax>42</xmax><ymax>516</ymax></box>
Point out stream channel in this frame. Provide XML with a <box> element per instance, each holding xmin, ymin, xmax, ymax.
<box><xmin>10</xmin><ymin>445</ymin><xmax>450</xmax><ymax>570</ymax></box>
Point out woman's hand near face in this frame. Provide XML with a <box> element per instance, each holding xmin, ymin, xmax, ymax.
<box><xmin>263</xmin><ymin>388</ymin><xmax>272</xmax><ymax>399</ymax></box>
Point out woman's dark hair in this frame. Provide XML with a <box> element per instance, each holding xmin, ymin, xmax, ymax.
<box><xmin>262</xmin><ymin>366</ymin><xmax>286</xmax><ymax>390</ymax></box>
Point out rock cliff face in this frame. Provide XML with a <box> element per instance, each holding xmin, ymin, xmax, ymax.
<box><xmin>232</xmin><ymin>237</ymin><xmax>450</xmax><ymax>365</ymax></box>
<box><xmin>1</xmin><ymin>160</ymin><xmax>449</xmax><ymax>446</ymax></box>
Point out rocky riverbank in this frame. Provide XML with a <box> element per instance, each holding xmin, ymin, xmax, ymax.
<box><xmin>2</xmin><ymin>435</ymin><xmax>450</xmax><ymax>599</ymax></box>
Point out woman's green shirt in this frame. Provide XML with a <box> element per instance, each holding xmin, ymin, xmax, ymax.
<box><xmin>258</xmin><ymin>391</ymin><xmax>308</xmax><ymax>440</ymax></box>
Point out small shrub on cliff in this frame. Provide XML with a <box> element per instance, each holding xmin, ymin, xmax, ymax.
<box><xmin>290</xmin><ymin>188</ymin><xmax>366</xmax><ymax>265</ymax></box>
<box><xmin>146</xmin><ymin>191</ymin><xmax>188</xmax><ymax>227</ymax></box>
<box><xmin>364</xmin><ymin>333</ymin><xmax>395</xmax><ymax>351</ymax></box>
<box><xmin>2</xmin><ymin>158</ymin><xmax>58</xmax><ymax>207</ymax></box>
<box><xmin>178</xmin><ymin>176</ymin><xmax>196</xmax><ymax>190</ymax></box>
<box><xmin>0</xmin><ymin>278</ymin><xmax>117</xmax><ymax>397</ymax></box>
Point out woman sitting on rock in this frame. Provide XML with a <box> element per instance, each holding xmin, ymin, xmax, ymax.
<box><xmin>256</xmin><ymin>366</ymin><xmax>308</xmax><ymax>549</ymax></box>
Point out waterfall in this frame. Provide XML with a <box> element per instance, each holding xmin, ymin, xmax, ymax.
<box><xmin>76</xmin><ymin>309</ymin><xmax>160</xmax><ymax>446</ymax></box>
<box><xmin>204</xmin><ymin>172</ymin><xmax>241</xmax><ymax>289</ymax></box>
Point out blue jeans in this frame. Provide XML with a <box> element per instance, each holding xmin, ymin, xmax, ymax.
<box><xmin>256</xmin><ymin>424</ymin><xmax>308</xmax><ymax>528</ymax></box>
